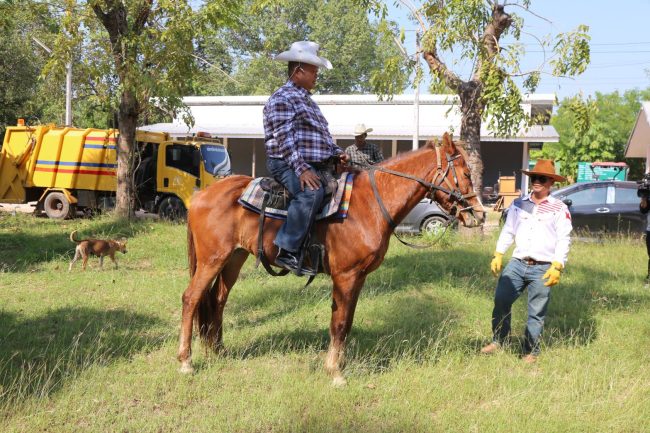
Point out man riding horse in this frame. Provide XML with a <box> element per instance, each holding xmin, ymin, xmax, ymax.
<box><xmin>263</xmin><ymin>41</ymin><xmax>350</xmax><ymax>276</ymax></box>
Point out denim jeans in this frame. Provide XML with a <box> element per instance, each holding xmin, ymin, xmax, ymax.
<box><xmin>266</xmin><ymin>158</ymin><xmax>325</xmax><ymax>253</ymax></box>
<box><xmin>491</xmin><ymin>258</ymin><xmax>552</xmax><ymax>355</ymax></box>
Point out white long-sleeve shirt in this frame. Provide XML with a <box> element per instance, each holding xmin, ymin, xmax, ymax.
<box><xmin>496</xmin><ymin>194</ymin><xmax>573</xmax><ymax>266</ymax></box>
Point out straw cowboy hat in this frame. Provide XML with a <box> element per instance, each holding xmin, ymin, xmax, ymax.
<box><xmin>275</xmin><ymin>41</ymin><xmax>333</xmax><ymax>70</ymax></box>
<box><xmin>521</xmin><ymin>159</ymin><xmax>566</xmax><ymax>182</ymax></box>
<box><xmin>353</xmin><ymin>124</ymin><xmax>373</xmax><ymax>136</ymax></box>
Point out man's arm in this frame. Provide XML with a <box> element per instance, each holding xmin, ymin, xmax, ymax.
<box><xmin>267</xmin><ymin>96</ymin><xmax>310</xmax><ymax>176</ymax></box>
<box><xmin>495</xmin><ymin>205</ymin><xmax>517</xmax><ymax>255</ymax></box>
<box><xmin>640</xmin><ymin>195</ymin><xmax>649</xmax><ymax>214</ymax></box>
<box><xmin>373</xmin><ymin>143</ymin><xmax>384</xmax><ymax>163</ymax></box>
<box><xmin>553</xmin><ymin>206</ymin><xmax>573</xmax><ymax>267</ymax></box>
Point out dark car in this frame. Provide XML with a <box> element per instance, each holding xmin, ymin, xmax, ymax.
<box><xmin>551</xmin><ymin>181</ymin><xmax>644</xmax><ymax>233</ymax></box>
<box><xmin>395</xmin><ymin>199</ymin><xmax>454</xmax><ymax>234</ymax></box>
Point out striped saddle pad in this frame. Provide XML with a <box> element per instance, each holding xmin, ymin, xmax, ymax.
<box><xmin>238</xmin><ymin>172</ymin><xmax>354</xmax><ymax>220</ymax></box>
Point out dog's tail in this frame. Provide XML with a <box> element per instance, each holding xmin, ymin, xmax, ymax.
<box><xmin>70</xmin><ymin>230</ymin><xmax>80</xmax><ymax>243</ymax></box>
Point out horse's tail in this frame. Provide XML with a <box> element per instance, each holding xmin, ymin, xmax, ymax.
<box><xmin>188</xmin><ymin>216</ymin><xmax>220</xmax><ymax>345</ymax></box>
<box><xmin>187</xmin><ymin>222</ymin><xmax>197</xmax><ymax>279</ymax></box>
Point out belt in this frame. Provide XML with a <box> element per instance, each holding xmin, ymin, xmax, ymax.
<box><xmin>518</xmin><ymin>257</ymin><xmax>551</xmax><ymax>266</ymax></box>
<box><xmin>310</xmin><ymin>157</ymin><xmax>337</xmax><ymax>170</ymax></box>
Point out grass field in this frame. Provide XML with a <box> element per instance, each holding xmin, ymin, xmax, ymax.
<box><xmin>1</xmin><ymin>212</ymin><xmax>649</xmax><ymax>432</ymax></box>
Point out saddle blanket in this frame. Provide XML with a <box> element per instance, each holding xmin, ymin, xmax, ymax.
<box><xmin>238</xmin><ymin>172</ymin><xmax>354</xmax><ymax>220</ymax></box>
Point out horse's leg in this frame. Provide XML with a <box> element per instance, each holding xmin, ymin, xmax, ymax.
<box><xmin>177</xmin><ymin>262</ymin><xmax>223</xmax><ymax>374</ymax></box>
<box><xmin>205</xmin><ymin>249</ymin><xmax>249</xmax><ymax>352</ymax></box>
<box><xmin>325</xmin><ymin>272</ymin><xmax>366</xmax><ymax>387</ymax></box>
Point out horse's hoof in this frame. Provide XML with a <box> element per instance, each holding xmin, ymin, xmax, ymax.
<box><xmin>179</xmin><ymin>361</ymin><xmax>194</xmax><ymax>375</ymax></box>
<box><xmin>332</xmin><ymin>375</ymin><xmax>347</xmax><ymax>388</ymax></box>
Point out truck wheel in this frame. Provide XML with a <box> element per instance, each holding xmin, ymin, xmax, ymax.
<box><xmin>420</xmin><ymin>215</ymin><xmax>447</xmax><ymax>235</ymax></box>
<box><xmin>158</xmin><ymin>196</ymin><xmax>186</xmax><ymax>221</ymax></box>
<box><xmin>43</xmin><ymin>192</ymin><xmax>75</xmax><ymax>219</ymax></box>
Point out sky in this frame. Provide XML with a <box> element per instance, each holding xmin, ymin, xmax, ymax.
<box><xmin>391</xmin><ymin>0</ymin><xmax>650</xmax><ymax>101</ymax></box>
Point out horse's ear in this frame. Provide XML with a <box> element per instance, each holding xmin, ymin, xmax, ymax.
<box><xmin>442</xmin><ymin>132</ymin><xmax>455</xmax><ymax>151</ymax></box>
<box><xmin>426</xmin><ymin>137</ymin><xmax>440</xmax><ymax>149</ymax></box>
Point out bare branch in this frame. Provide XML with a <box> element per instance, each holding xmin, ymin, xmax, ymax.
<box><xmin>191</xmin><ymin>54</ymin><xmax>241</xmax><ymax>85</ymax></box>
<box><xmin>396</xmin><ymin>0</ymin><xmax>427</xmax><ymax>34</ymax></box>
<box><xmin>502</xmin><ymin>2</ymin><xmax>552</xmax><ymax>24</ymax></box>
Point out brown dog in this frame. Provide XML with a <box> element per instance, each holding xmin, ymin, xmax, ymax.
<box><xmin>68</xmin><ymin>230</ymin><xmax>127</xmax><ymax>271</ymax></box>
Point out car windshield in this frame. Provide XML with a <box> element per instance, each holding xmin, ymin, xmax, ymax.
<box><xmin>200</xmin><ymin>144</ymin><xmax>231</xmax><ymax>176</ymax></box>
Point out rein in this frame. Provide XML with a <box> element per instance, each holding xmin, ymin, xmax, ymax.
<box><xmin>352</xmin><ymin>148</ymin><xmax>478</xmax><ymax>249</ymax></box>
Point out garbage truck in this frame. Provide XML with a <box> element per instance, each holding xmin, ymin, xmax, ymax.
<box><xmin>0</xmin><ymin>120</ymin><xmax>231</xmax><ymax>219</ymax></box>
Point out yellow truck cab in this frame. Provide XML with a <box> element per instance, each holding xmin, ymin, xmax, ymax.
<box><xmin>0</xmin><ymin>121</ymin><xmax>230</xmax><ymax>219</ymax></box>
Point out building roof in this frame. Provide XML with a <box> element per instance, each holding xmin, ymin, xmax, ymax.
<box><xmin>625</xmin><ymin>101</ymin><xmax>650</xmax><ymax>158</ymax></box>
<box><xmin>142</xmin><ymin>93</ymin><xmax>559</xmax><ymax>143</ymax></box>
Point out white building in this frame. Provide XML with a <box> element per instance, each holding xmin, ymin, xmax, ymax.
<box><xmin>143</xmin><ymin>94</ymin><xmax>559</xmax><ymax>191</ymax></box>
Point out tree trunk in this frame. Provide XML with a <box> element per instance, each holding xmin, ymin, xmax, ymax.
<box><xmin>115</xmin><ymin>90</ymin><xmax>139</xmax><ymax>219</ymax></box>
<box><xmin>458</xmin><ymin>81</ymin><xmax>484</xmax><ymax>195</ymax></box>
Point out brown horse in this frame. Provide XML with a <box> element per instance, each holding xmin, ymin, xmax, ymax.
<box><xmin>178</xmin><ymin>132</ymin><xmax>485</xmax><ymax>385</ymax></box>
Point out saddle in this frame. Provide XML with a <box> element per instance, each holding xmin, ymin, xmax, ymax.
<box><xmin>238</xmin><ymin>170</ymin><xmax>355</xmax><ymax>283</ymax></box>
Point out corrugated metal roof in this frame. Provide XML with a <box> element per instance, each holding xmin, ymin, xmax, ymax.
<box><xmin>141</xmin><ymin>93</ymin><xmax>558</xmax><ymax>142</ymax></box>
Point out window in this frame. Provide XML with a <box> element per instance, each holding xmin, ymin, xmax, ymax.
<box><xmin>165</xmin><ymin>145</ymin><xmax>200</xmax><ymax>177</ymax></box>
<box><xmin>614</xmin><ymin>186</ymin><xmax>640</xmax><ymax>204</ymax></box>
<box><xmin>200</xmin><ymin>144</ymin><xmax>231</xmax><ymax>176</ymax></box>
<box><xmin>566</xmin><ymin>186</ymin><xmax>607</xmax><ymax>206</ymax></box>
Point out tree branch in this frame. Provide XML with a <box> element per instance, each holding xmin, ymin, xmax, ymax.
<box><xmin>133</xmin><ymin>0</ymin><xmax>153</xmax><ymax>35</ymax></box>
<box><xmin>422</xmin><ymin>51</ymin><xmax>463</xmax><ymax>92</ymax></box>
<box><xmin>473</xmin><ymin>3</ymin><xmax>512</xmax><ymax>80</ymax></box>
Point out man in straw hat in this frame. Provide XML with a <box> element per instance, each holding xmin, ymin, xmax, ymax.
<box><xmin>263</xmin><ymin>41</ymin><xmax>349</xmax><ymax>275</ymax></box>
<box><xmin>481</xmin><ymin>159</ymin><xmax>573</xmax><ymax>363</ymax></box>
<box><xmin>345</xmin><ymin>124</ymin><xmax>384</xmax><ymax>166</ymax></box>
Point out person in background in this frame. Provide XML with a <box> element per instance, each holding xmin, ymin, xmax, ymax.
<box><xmin>481</xmin><ymin>159</ymin><xmax>573</xmax><ymax>364</ymax></box>
<box><xmin>345</xmin><ymin>124</ymin><xmax>384</xmax><ymax>166</ymax></box>
<box><xmin>639</xmin><ymin>176</ymin><xmax>650</xmax><ymax>285</ymax></box>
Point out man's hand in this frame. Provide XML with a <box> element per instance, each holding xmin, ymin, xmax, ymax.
<box><xmin>339</xmin><ymin>153</ymin><xmax>350</xmax><ymax>164</ymax></box>
<box><xmin>299</xmin><ymin>169</ymin><xmax>321</xmax><ymax>191</ymax></box>
<box><xmin>490</xmin><ymin>252</ymin><xmax>503</xmax><ymax>276</ymax></box>
<box><xmin>542</xmin><ymin>261</ymin><xmax>563</xmax><ymax>287</ymax></box>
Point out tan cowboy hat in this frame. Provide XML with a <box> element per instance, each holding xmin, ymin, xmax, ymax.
<box><xmin>521</xmin><ymin>159</ymin><xmax>566</xmax><ymax>182</ymax></box>
<box><xmin>353</xmin><ymin>123</ymin><xmax>373</xmax><ymax>136</ymax></box>
<box><xmin>275</xmin><ymin>41</ymin><xmax>333</xmax><ymax>70</ymax></box>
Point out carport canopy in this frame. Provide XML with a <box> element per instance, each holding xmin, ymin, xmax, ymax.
<box><xmin>626</xmin><ymin>101</ymin><xmax>650</xmax><ymax>158</ymax></box>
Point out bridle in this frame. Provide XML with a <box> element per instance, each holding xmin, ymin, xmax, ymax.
<box><xmin>429</xmin><ymin>143</ymin><xmax>481</xmax><ymax>217</ymax></box>
<box><xmin>354</xmin><ymin>143</ymin><xmax>482</xmax><ymax>248</ymax></box>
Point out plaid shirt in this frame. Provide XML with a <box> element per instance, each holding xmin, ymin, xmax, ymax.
<box><xmin>345</xmin><ymin>142</ymin><xmax>384</xmax><ymax>166</ymax></box>
<box><xmin>263</xmin><ymin>80</ymin><xmax>342</xmax><ymax>176</ymax></box>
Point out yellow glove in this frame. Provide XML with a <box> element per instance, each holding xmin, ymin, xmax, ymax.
<box><xmin>490</xmin><ymin>252</ymin><xmax>503</xmax><ymax>276</ymax></box>
<box><xmin>543</xmin><ymin>261</ymin><xmax>563</xmax><ymax>287</ymax></box>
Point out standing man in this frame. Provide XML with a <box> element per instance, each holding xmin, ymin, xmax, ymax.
<box><xmin>481</xmin><ymin>160</ymin><xmax>572</xmax><ymax>363</ymax></box>
<box><xmin>263</xmin><ymin>41</ymin><xmax>349</xmax><ymax>275</ymax></box>
<box><xmin>639</xmin><ymin>175</ymin><xmax>650</xmax><ymax>285</ymax></box>
<box><xmin>345</xmin><ymin>124</ymin><xmax>384</xmax><ymax>166</ymax></box>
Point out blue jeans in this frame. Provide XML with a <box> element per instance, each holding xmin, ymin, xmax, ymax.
<box><xmin>266</xmin><ymin>158</ymin><xmax>325</xmax><ymax>253</ymax></box>
<box><xmin>491</xmin><ymin>258</ymin><xmax>552</xmax><ymax>355</ymax></box>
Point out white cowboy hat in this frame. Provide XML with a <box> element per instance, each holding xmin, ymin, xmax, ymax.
<box><xmin>275</xmin><ymin>41</ymin><xmax>333</xmax><ymax>70</ymax></box>
<box><xmin>353</xmin><ymin>124</ymin><xmax>373</xmax><ymax>136</ymax></box>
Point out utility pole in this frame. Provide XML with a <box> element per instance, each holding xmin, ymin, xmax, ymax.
<box><xmin>413</xmin><ymin>30</ymin><xmax>420</xmax><ymax>151</ymax></box>
<box><xmin>392</xmin><ymin>30</ymin><xmax>421</xmax><ymax>151</ymax></box>
<box><xmin>32</xmin><ymin>36</ymin><xmax>73</xmax><ymax>126</ymax></box>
